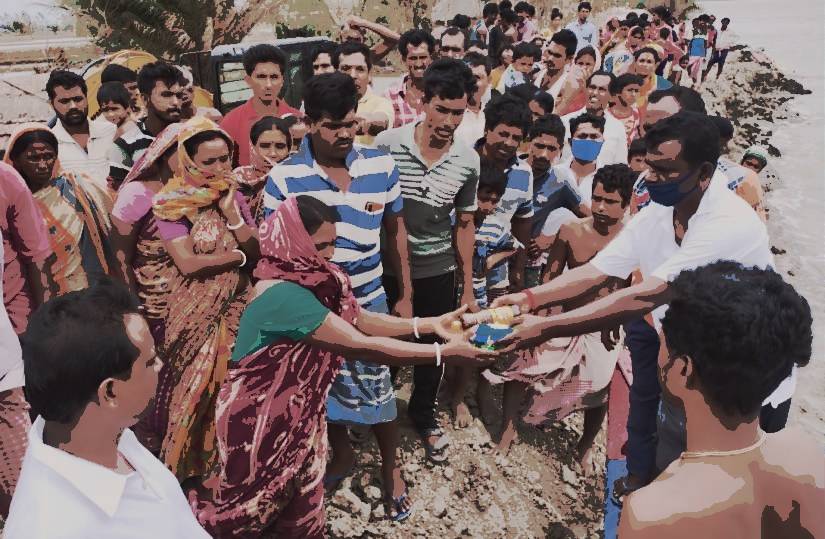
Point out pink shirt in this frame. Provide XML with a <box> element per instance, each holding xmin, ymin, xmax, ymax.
<box><xmin>219</xmin><ymin>98</ymin><xmax>300</xmax><ymax>167</ymax></box>
<box><xmin>0</xmin><ymin>162</ymin><xmax>52</xmax><ymax>333</ymax></box>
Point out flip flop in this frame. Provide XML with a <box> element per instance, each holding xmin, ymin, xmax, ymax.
<box><xmin>324</xmin><ymin>467</ymin><xmax>353</xmax><ymax>493</ymax></box>
<box><xmin>385</xmin><ymin>489</ymin><xmax>414</xmax><ymax>522</ymax></box>
<box><xmin>419</xmin><ymin>427</ymin><xmax>449</xmax><ymax>464</ymax></box>
<box><xmin>611</xmin><ymin>474</ymin><xmax>644</xmax><ymax>507</ymax></box>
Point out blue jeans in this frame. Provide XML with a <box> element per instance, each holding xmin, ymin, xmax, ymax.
<box><xmin>624</xmin><ymin>318</ymin><xmax>661</xmax><ymax>481</ymax></box>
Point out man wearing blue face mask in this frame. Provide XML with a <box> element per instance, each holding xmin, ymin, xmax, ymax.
<box><xmin>492</xmin><ymin>111</ymin><xmax>795</xmax><ymax>499</ymax></box>
<box><xmin>562</xmin><ymin>112</ymin><xmax>605</xmax><ymax>208</ymax></box>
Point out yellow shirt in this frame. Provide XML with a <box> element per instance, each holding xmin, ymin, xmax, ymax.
<box><xmin>355</xmin><ymin>91</ymin><xmax>394</xmax><ymax>146</ymax></box>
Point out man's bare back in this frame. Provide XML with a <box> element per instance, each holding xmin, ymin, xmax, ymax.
<box><xmin>620</xmin><ymin>427</ymin><xmax>825</xmax><ymax>539</ymax></box>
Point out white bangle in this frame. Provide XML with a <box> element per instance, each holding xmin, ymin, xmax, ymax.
<box><xmin>233</xmin><ymin>249</ymin><xmax>247</xmax><ymax>268</ymax></box>
<box><xmin>434</xmin><ymin>342</ymin><xmax>442</xmax><ymax>367</ymax></box>
<box><xmin>227</xmin><ymin>219</ymin><xmax>245</xmax><ymax>230</ymax></box>
<box><xmin>413</xmin><ymin>316</ymin><xmax>420</xmax><ymax>340</ymax></box>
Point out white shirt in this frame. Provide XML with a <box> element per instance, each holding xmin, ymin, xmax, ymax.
<box><xmin>455</xmin><ymin>88</ymin><xmax>490</xmax><ymax>146</ymax></box>
<box><xmin>715</xmin><ymin>28</ymin><xmax>734</xmax><ymax>50</ymax></box>
<box><xmin>560</xmin><ymin>160</ymin><xmax>597</xmax><ymax>207</ymax></box>
<box><xmin>534</xmin><ymin>64</ymin><xmax>570</xmax><ymax>100</ymax></box>
<box><xmin>565</xmin><ymin>19</ymin><xmax>599</xmax><ymax>51</ymax></box>
<box><xmin>5</xmin><ymin>418</ymin><xmax>210</xmax><ymax>539</ymax></box>
<box><xmin>0</xmin><ymin>233</ymin><xmax>24</xmax><ymax>393</ymax></box>
<box><xmin>560</xmin><ymin>108</ymin><xmax>629</xmax><ymax>168</ymax></box>
<box><xmin>52</xmin><ymin>117</ymin><xmax>116</xmax><ymax>190</ymax></box>
<box><xmin>590</xmin><ymin>172</ymin><xmax>794</xmax><ymax>405</ymax></box>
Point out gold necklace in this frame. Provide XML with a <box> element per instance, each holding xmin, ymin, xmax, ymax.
<box><xmin>680</xmin><ymin>431</ymin><xmax>766</xmax><ymax>459</ymax></box>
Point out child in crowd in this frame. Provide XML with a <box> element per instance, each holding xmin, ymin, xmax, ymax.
<box><xmin>497</xmin><ymin>42</ymin><xmax>540</xmax><ymax>93</ymax></box>
<box><xmin>627</xmin><ymin>138</ymin><xmax>650</xmax><ymax>213</ymax></box>
<box><xmin>471</xmin><ymin>168</ymin><xmax>517</xmax><ymax>308</ymax></box>
<box><xmin>97</xmin><ymin>81</ymin><xmax>136</xmax><ymax>137</ymax></box>
<box><xmin>608</xmin><ymin>74</ymin><xmax>644</xmax><ymax>145</ymax></box>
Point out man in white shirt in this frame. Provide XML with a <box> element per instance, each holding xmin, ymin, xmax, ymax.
<box><xmin>561</xmin><ymin>70</ymin><xmax>628</xmax><ymax>167</ymax></box>
<box><xmin>534</xmin><ymin>30</ymin><xmax>577</xmax><ymax>102</ymax></box>
<box><xmin>5</xmin><ymin>280</ymin><xmax>209</xmax><ymax>538</ymax></box>
<box><xmin>455</xmin><ymin>52</ymin><xmax>491</xmax><ymax>145</ymax></box>
<box><xmin>559</xmin><ymin>111</ymin><xmax>605</xmax><ymax>207</ymax></box>
<box><xmin>0</xmin><ymin>233</ymin><xmax>30</xmax><ymax>518</ymax></box>
<box><xmin>565</xmin><ymin>1</ymin><xmax>598</xmax><ymax>52</ymax></box>
<box><xmin>46</xmin><ymin>70</ymin><xmax>116</xmax><ymax>191</ymax></box>
<box><xmin>703</xmin><ymin>17</ymin><xmax>733</xmax><ymax>81</ymax></box>
<box><xmin>493</xmin><ymin>111</ymin><xmax>795</xmax><ymax>494</ymax></box>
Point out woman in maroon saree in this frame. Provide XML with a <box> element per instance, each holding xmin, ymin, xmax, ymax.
<box><xmin>195</xmin><ymin>196</ymin><xmax>494</xmax><ymax>538</ymax></box>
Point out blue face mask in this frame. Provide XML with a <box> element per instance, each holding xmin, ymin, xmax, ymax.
<box><xmin>571</xmin><ymin>138</ymin><xmax>604</xmax><ymax>162</ymax></box>
<box><xmin>646</xmin><ymin>168</ymin><xmax>701</xmax><ymax>207</ymax></box>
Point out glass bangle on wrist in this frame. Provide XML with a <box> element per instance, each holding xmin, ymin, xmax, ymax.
<box><xmin>434</xmin><ymin>342</ymin><xmax>442</xmax><ymax>367</ymax></box>
<box><xmin>233</xmin><ymin>249</ymin><xmax>247</xmax><ymax>268</ymax></box>
<box><xmin>227</xmin><ymin>219</ymin><xmax>245</xmax><ymax>230</ymax></box>
<box><xmin>413</xmin><ymin>316</ymin><xmax>421</xmax><ymax>339</ymax></box>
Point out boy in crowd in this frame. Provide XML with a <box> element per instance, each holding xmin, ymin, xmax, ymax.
<box><xmin>101</xmin><ymin>63</ymin><xmax>141</xmax><ymax>118</ymax></box>
<box><xmin>609</xmin><ymin>74</ymin><xmax>644</xmax><ymax>145</ymax></box>
<box><xmin>525</xmin><ymin>115</ymin><xmax>588</xmax><ymax>288</ymax></box>
<box><xmin>333</xmin><ymin>41</ymin><xmax>394</xmax><ymax>146</ymax></box>
<box><xmin>709</xmin><ymin>115</ymin><xmax>766</xmax><ymax>221</ymax></box>
<box><xmin>741</xmin><ymin>145</ymin><xmax>769</xmax><ymax>174</ymax></box>
<box><xmin>220</xmin><ymin>44</ymin><xmax>300</xmax><ymax>166</ymax></box>
<box><xmin>384</xmin><ymin>30</ymin><xmax>436</xmax><ymax>128</ymax></box>
<box><xmin>109</xmin><ymin>62</ymin><xmax>184</xmax><ymax>188</ymax></box>
<box><xmin>375</xmin><ymin>59</ymin><xmax>479</xmax><ymax>457</ymax></box>
<box><xmin>4</xmin><ymin>281</ymin><xmax>210</xmax><ymax>538</ymax></box>
<box><xmin>619</xmin><ymin>262</ymin><xmax>823</xmax><ymax>539</ymax></box>
<box><xmin>496</xmin><ymin>42</ymin><xmax>540</xmax><ymax>93</ymax></box>
<box><xmin>97</xmin><ymin>82</ymin><xmax>136</xmax><ymax>138</ymax></box>
<box><xmin>514</xmin><ymin>1</ymin><xmax>537</xmax><ymax>43</ymax></box>
<box><xmin>490</xmin><ymin>163</ymin><xmax>637</xmax><ymax>457</ymax></box>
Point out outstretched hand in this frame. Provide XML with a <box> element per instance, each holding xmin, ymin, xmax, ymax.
<box><xmin>496</xmin><ymin>313</ymin><xmax>550</xmax><ymax>353</ymax></box>
<box><xmin>431</xmin><ymin>304</ymin><xmax>469</xmax><ymax>341</ymax></box>
<box><xmin>490</xmin><ymin>291</ymin><xmax>531</xmax><ymax>312</ymax></box>
<box><xmin>441</xmin><ymin>329</ymin><xmax>498</xmax><ymax>366</ymax></box>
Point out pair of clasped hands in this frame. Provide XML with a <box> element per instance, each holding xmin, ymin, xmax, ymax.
<box><xmin>430</xmin><ymin>291</ymin><xmax>549</xmax><ymax>367</ymax></box>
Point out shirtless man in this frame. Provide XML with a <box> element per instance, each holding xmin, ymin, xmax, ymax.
<box><xmin>619</xmin><ymin>262</ymin><xmax>823</xmax><ymax>539</ymax></box>
<box><xmin>493</xmin><ymin>164</ymin><xmax>635</xmax><ymax>458</ymax></box>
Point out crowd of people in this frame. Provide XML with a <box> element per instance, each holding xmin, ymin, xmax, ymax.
<box><xmin>0</xmin><ymin>1</ymin><xmax>822</xmax><ymax>538</ymax></box>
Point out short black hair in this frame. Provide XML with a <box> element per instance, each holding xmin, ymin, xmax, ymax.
<box><xmin>242</xmin><ymin>44</ymin><xmax>287</xmax><ymax>76</ymax></box>
<box><xmin>550</xmin><ymin>29</ymin><xmax>578</xmax><ymax>58</ymax></box>
<box><xmin>578</xmin><ymin>2</ymin><xmax>592</xmax><ymax>11</ymax></box>
<box><xmin>634</xmin><ymin>46</ymin><xmax>661</xmax><ymax>63</ymax></box>
<box><xmin>610</xmin><ymin>73</ymin><xmax>645</xmax><ymax>95</ymax></box>
<box><xmin>499</xmin><ymin>8</ymin><xmax>518</xmax><ymax>25</ymax></box>
<box><xmin>513</xmin><ymin>1</ymin><xmax>535</xmax><ymax>16</ymax></box>
<box><xmin>570</xmin><ymin>111</ymin><xmax>605</xmax><ymax>135</ymax></box>
<box><xmin>9</xmin><ymin>129</ymin><xmax>58</xmax><ymax>161</ymax></box>
<box><xmin>303</xmin><ymin>72</ymin><xmax>359</xmax><ymax>122</ymax></box>
<box><xmin>550</xmin><ymin>7</ymin><xmax>562</xmax><ymax>20</ymax></box>
<box><xmin>709</xmin><ymin>115</ymin><xmax>734</xmax><ymax>141</ymax></box>
<box><xmin>449</xmin><ymin>14</ymin><xmax>472</xmax><ymax>30</ymax></box>
<box><xmin>306</xmin><ymin>41</ymin><xmax>339</xmax><ymax>73</ymax></box>
<box><xmin>628</xmin><ymin>137</ymin><xmax>646</xmax><ymax>159</ymax></box>
<box><xmin>629</xmin><ymin>26</ymin><xmax>645</xmax><ymax>39</ymax></box>
<box><xmin>659</xmin><ymin>27</ymin><xmax>671</xmax><ymax>40</ymax></box>
<box><xmin>644</xmin><ymin>111</ymin><xmax>720</xmax><ymax>168</ymax></box>
<box><xmin>46</xmin><ymin>70</ymin><xmax>86</xmax><ymax>100</ymax></box>
<box><xmin>22</xmin><ymin>279</ymin><xmax>142</xmax><ymax>423</ymax></box>
<box><xmin>137</xmin><ymin>61</ymin><xmax>181</xmax><ymax>95</ymax></box>
<box><xmin>648</xmin><ymin>85</ymin><xmax>707</xmax><ymax>114</ymax></box>
<box><xmin>587</xmin><ymin>69</ymin><xmax>615</xmax><ymax>87</ymax></box>
<box><xmin>529</xmin><ymin>114</ymin><xmax>565</xmax><ymax>144</ymax></box>
<box><xmin>333</xmin><ymin>41</ymin><xmax>372</xmax><ymax>71</ymax></box>
<box><xmin>575</xmin><ymin>46</ymin><xmax>597</xmax><ymax>63</ymax></box>
<box><xmin>101</xmin><ymin>64</ymin><xmax>137</xmax><ymax>84</ymax></box>
<box><xmin>512</xmin><ymin>42</ymin><xmax>540</xmax><ymax>61</ymax></box>
<box><xmin>398</xmin><ymin>29</ymin><xmax>436</xmax><ymax>59</ymax></box>
<box><xmin>497</xmin><ymin>43</ymin><xmax>516</xmax><ymax>62</ymax></box>
<box><xmin>499</xmin><ymin>0</ymin><xmax>513</xmax><ymax>10</ymax></box>
<box><xmin>721</xmin><ymin>17</ymin><xmax>730</xmax><ymax>24</ymax></box>
<box><xmin>593</xmin><ymin>163</ymin><xmax>635</xmax><ymax>206</ymax></box>
<box><xmin>484</xmin><ymin>93</ymin><xmax>532</xmax><ymax>135</ymax></box>
<box><xmin>296</xmin><ymin>195</ymin><xmax>340</xmax><ymax>235</ymax></box>
<box><xmin>440</xmin><ymin>26</ymin><xmax>469</xmax><ymax>49</ymax></box>
<box><xmin>662</xmin><ymin>262</ymin><xmax>811</xmax><ymax>419</ymax></box>
<box><xmin>530</xmin><ymin>90</ymin><xmax>555</xmax><ymax>117</ymax></box>
<box><xmin>182</xmin><ymin>129</ymin><xmax>232</xmax><ymax>158</ymax></box>
<box><xmin>463</xmin><ymin>51</ymin><xmax>491</xmax><ymax>75</ymax></box>
<box><xmin>506</xmin><ymin>82</ymin><xmax>538</xmax><ymax>103</ymax></box>
<box><xmin>477</xmin><ymin>166</ymin><xmax>508</xmax><ymax>198</ymax></box>
<box><xmin>97</xmin><ymin>81</ymin><xmax>131</xmax><ymax>109</ymax></box>
<box><xmin>423</xmin><ymin>58</ymin><xmax>477</xmax><ymax>102</ymax></box>
<box><xmin>250</xmin><ymin>115</ymin><xmax>292</xmax><ymax>147</ymax></box>
<box><xmin>467</xmin><ymin>40</ymin><xmax>487</xmax><ymax>51</ymax></box>
<box><xmin>483</xmin><ymin>2</ymin><xmax>499</xmax><ymax>17</ymax></box>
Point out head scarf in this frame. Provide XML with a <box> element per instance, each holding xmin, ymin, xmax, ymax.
<box><xmin>253</xmin><ymin>197</ymin><xmax>359</xmax><ymax>323</ymax></box>
<box><xmin>152</xmin><ymin>116</ymin><xmax>235</xmax><ymax>222</ymax></box>
<box><xmin>235</xmin><ymin>138</ymin><xmax>275</xmax><ymax>190</ymax></box>
<box><xmin>3</xmin><ymin>123</ymin><xmax>61</xmax><ymax>181</ymax></box>
<box><xmin>121</xmin><ymin>121</ymin><xmax>186</xmax><ymax>187</ymax></box>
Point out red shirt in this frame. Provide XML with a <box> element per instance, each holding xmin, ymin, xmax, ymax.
<box><xmin>219</xmin><ymin>98</ymin><xmax>300</xmax><ymax>166</ymax></box>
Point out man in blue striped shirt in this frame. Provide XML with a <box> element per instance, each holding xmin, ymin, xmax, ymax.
<box><xmin>262</xmin><ymin>73</ymin><xmax>414</xmax><ymax>507</ymax></box>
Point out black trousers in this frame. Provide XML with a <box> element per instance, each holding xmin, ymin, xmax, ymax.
<box><xmin>384</xmin><ymin>271</ymin><xmax>456</xmax><ymax>432</ymax></box>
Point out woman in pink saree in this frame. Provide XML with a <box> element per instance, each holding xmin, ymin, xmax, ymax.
<box><xmin>195</xmin><ymin>196</ymin><xmax>494</xmax><ymax>538</ymax></box>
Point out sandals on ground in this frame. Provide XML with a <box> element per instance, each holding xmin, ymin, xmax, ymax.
<box><xmin>385</xmin><ymin>487</ymin><xmax>414</xmax><ymax>522</ymax></box>
<box><xmin>419</xmin><ymin>427</ymin><xmax>450</xmax><ymax>464</ymax></box>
